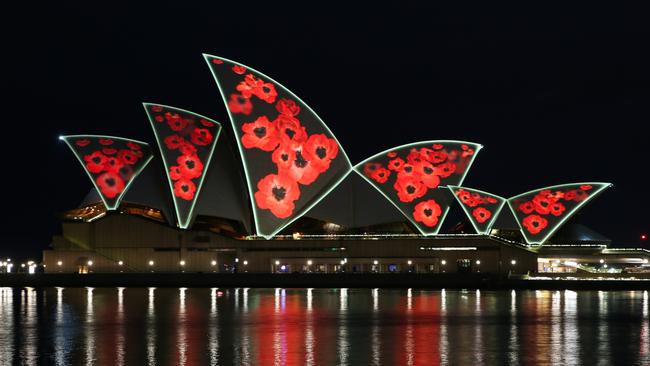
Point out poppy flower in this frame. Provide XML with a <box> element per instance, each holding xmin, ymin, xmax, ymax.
<box><xmin>388</xmin><ymin>157</ymin><xmax>405</xmax><ymax>171</ymax></box>
<box><xmin>253</xmin><ymin>81</ymin><xmax>278</xmax><ymax>104</ymax></box>
<box><xmin>413</xmin><ymin>200</ymin><xmax>442</xmax><ymax>227</ymax></box>
<box><xmin>282</xmin><ymin>147</ymin><xmax>321</xmax><ymax>185</ymax></box>
<box><xmin>211</xmin><ymin>58</ymin><xmax>224</xmax><ymax>64</ymax></box>
<box><xmin>564</xmin><ymin>190</ymin><xmax>577</xmax><ymax>201</ymax></box>
<box><xmin>547</xmin><ymin>191</ymin><xmax>564</xmax><ymax>202</ymax></box>
<box><xmin>518</xmin><ymin>201</ymin><xmax>534</xmax><ymax>214</ymax></box>
<box><xmin>166</xmin><ymin>115</ymin><xmax>189</xmax><ymax>132</ymax></box>
<box><xmin>84</xmin><ymin>151</ymin><xmax>108</xmax><ymax>174</ymax></box>
<box><xmin>456</xmin><ymin>189</ymin><xmax>473</xmax><ymax>206</ymax></box>
<box><xmin>154</xmin><ymin>115</ymin><xmax>164</xmax><ymax>123</ymax></box>
<box><xmin>96</xmin><ymin>172</ymin><xmax>125</xmax><ymax>199</ymax></box>
<box><xmin>523</xmin><ymin>214</ymin><xmax>548</xmax><ymax>235</ymax></box>
<box><xmin>232</xmin><ymin>65</ymin><xmax>246</xmax><ymax>74</ymax></box>
<box><xmin>254</xmin><ymin>173</ymin><xmax>301</xmax><ymax>218</ymax></box>
<box><xmin>151</xmin><ymin>105</ymin><xmax>163</xmax><ymax>113</ymax></box>
<box><xmin>461</xmin><ymin>148</ymin><xmax>474</xmax><ymax>158</ymax></box>
<box><xmin>241</xmin><ymin>116</ymin><xmax>279</xmax><ymax>151</ymax></box>
<box><xmin>447</xmin><ymin>150</ymin><xmax>459</xmax><ymax>161</ymax></box>
<box><xmin>102</xmin><ymin>148</ymin><xmax>117</xmax><ymax>155</ymax></box>
<box><xmin>574</xmin><ymin>189</ymin><xmax>588</xmax><ymax>202</ymax></box>
<box><xmin>174</xmin><ymin>179</ymin><xmax>196</xmax><ymax>201</ymax></box>
<box><xmin>99</xmin><ymin>138</ymin><xmax>113</xmax><ymax>146</ymax></box>
<box><xmin>471</xmin><ymin>192</ymin><xmax>484</xmax><ymax>205</ymax></box>
<box><xmin>169</xmin><ymin>166</ymin><xmax>183</xmax><ymax>181</ymax></box>
<box><xmin>387</xmin><ymin>151</ymin><xmax>397</xmax><ymax>158</ymax></box>
<box><xmin>236</xmin><ymin>74</ymin><xmax>263</xmax><ymax>98</ymax></box>
<box><xmin>397</xmin><ymin>163</ymin><xmax>420</xmax><ymax>181</ymax></box>
<box><xmin>432</xmin><ymin>144</ymin><xmax>444</xmax><ymax>150</ymax></box>
<box><xmin>416</xmin><ymin>161</ymin><xmax>441</xmax><ymax>188</ymax></box>
<box><xmin>75</xmin><ymin>139</ymin><xmax>91</xmax><ymax>147</ymax></box>
<box><xmin>370</xmin><ymin>168</ymin><xmax>391</xmax><ymax>184</ymax></box>
<box><xmin>272</xmin><ymin>144</ymin><xmax>296</xmax><ymax>171</ymax></box>
<box><xmin>118</xmin><ymin>149</ymin><xmax>138</xmax><ymax>165</ymax></box>
<box><xmin>421</xmin><ymin>148</ymin><xmax>447</xmax><ymax>164</ymax></box>
<box><xmin>550</xmin><ymin>202</ymin><xmax>566</xmax><ymax>216</ymax></box>
<box><xmin>103</xmin><ymin>157</ymin><xmax>124</xmax><ymax>173</ymax></box>
<box><xmin>274</xmin><ymin>115</ymin><xmax>307</xmax><ymax>149</ymax></box>
<box><xmin>486</xmin><ymin>197</ymin><xmax>498</xmax><ymax>204</ymax></box>
<box><xmin>461</xmin><ymin>144</ymin><xmax>469</xmax><ymax>151</ymax></box>
<box><xmin>164</xmin><ymin>135</ymin><xmax>184</xmax><ymax>150</ymax></box>
<box><xmin>191</xmin><ymin>128</ymin><xmax>213</xmax><ymax>146</ymax></box>
<box><xmin>303</xmin><ymin>134</ymin><xmax>339</xmax><ymax>172</ymax></box>
<box><xmin>200</xmin><ymin>119</ymin><xmax>213</xmax><ymax>127</ymax></box>
<box><xmin>580</xmin><ymin>185</ymin><xmax>593</xmax><ymax>191</ymax></box>
<box><xmin>179</xmin><ymin>141</ymin><xmax>197</xmax><ymax>155</ymax></box>
<box><xmin>275</xmin><ymin>98</ymin><xmax>301</xmax><ymax>117</ymax></box>
<box><xmin>472</xmin><ymin>207</ymin><xmax>491</xmax><ymax>223</ymax></box>
<box><xmin>394</xmin><ymin>176</ymin><xmax>427</xmax><ymax>202</ymax></box>
<box><xmin>406</xmin><ymin>149</ymin><xmax>423</xmax><ymax>164</ymax></box>
<box><xmin>363</xmin><ymin>162</ymin><xmax>382</xmax><ymax>177</ymax></box>
<box><xmin>435</xmin><ymin>162</ymin><xmax>456</xmax><ymax>178</ymax></box>
<box><xmin>127</xmin><ymin>141</ymin><xmax>141</xmax><ymax>150</ymax></box>
<box><xmin>532</xmin><ymin>195</ymin><xmax>552</xmax><ymax>215</ymax></box>
<box><xmin>228</xmin><ymin>93</ymin><xmax>253</xmax><ymax>115</ymax></box>
<box><xmin>177</xmin><ymin>154</ymin><xmax>204</xmax><ymax>179</ymax></box>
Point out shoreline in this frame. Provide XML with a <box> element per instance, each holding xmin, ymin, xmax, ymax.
<box><xmin>2</xmin><ymin>273</ymin><xmax>650</xmax><ymax>290</ymax></box>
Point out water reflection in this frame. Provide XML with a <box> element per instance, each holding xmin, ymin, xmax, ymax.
<box><xmin>0</xmin><ymin>288</ymin><xmax>649</xmax><ymax>365</ymax></box>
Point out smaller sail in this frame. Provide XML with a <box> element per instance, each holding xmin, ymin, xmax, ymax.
<box><xmin>448</xmin><ymin>186</ymin><xmax>506</xmax><ymax>234</ymax></box>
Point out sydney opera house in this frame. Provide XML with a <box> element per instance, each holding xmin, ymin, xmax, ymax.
<box><xmin>44</xmin><ymin>55</ymin><xmax>650</xmax><ymax>275</ymax></box>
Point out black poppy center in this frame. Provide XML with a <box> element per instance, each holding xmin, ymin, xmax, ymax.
<box><xmin>424</xmin><ymin>208</ymin><xmax>432</xmax><ymax>216</ymax></box>
<box><xmin>105</xmin><ymin>177</ymin><xmax>116</xmax><ymax>187</ymax></box>
<box><xmin>532</xmin><ymin>221</ymin><xmax>539</xmax><ymax>227</ymax></box>
<box><xmin>237</xmin><ymin>96</ymin><xmax>247</xmax><ymax>104</ymax></box>
<box><xmin>262</xmin><ymin>86</ymin><xmax>271</xmax><ymax>93</ymax></box>
<box><xmin>182</xmin><ymin>184</ymin><xmax>189</xmax><ymax>192</ymax></box>
<box><xmin>185</xmin><ymin>159</ymin><xmax>195</xmax><ymax>170</ymax></box>
<box><xmin>253</xmin><ymin>127</ymin><xmax>267</xmax><ymax>138</ymax></box>
<box><xmin>294</xmin><ymin>150</ymin><xmax>308</xmax><ymax>168</ymax></box>
<box><xmin>404</xmin><ymin>166</ymin><xmax>412</xmax><ymax>173</ymax></box>
<box><xmin>272</xmin><ymin>186</ymin><xmax>286</xmax><ymax>201</ymax></box>
<box><xmin>285</xmin><ymin>128</ymin><xmax>296</xmax><ymax>139</ymax></box>
<box><xmin>378</xmin><ymin>172</ymin><xmax>385</xmax><ymax>177</ymax></box>
<box><xmin>423</xmin><ymin>167</ymin><xmax>433</xmax><ymax>174</ymax></box>
<box><xmin>92</xmin><ymin>157</ymin><xmax>101</xmax><ymax>164</ymax></box>
<box><xmin>281</xmin><ymin>153</ymin><xmax>289</xmax><ymax>162</ymax></box>
<box><xmin>540</xmin><ymin>200</ymin><xmax>548</xmax><ymax>207</ymax></box>
<box><xmin>406</xmin><ymin>185</ymin><xmax>416</xmax><ymax>194</ymax></box>
<box><xmin>316</xmin><ymin>146</ymin><xmax>327</xmax><ymax>159</ymax></box>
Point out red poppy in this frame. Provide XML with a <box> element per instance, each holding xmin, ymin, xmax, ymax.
<box><xmin>236</xmin><ymin>74</ymin><xmax>263</xmax><ymax>98</ymax></box>
<box><xmin>274</xmin><ymin>115</ymin><xmax>307</xmax><ymax>149</ymax></box>
<box><xmin>471</xmin><ymin>192</ymin><xmax>484</xmax><ymax>205</ymax></box>
<box><xmin>96</xmin><ymin>172</ymin><xmax>125</xmax><ymax>199</ymax></box>
<box><xmin>169</xmin><ymin>166</ymin><xmax>183</xmax><ymax>181</ymax></box>
<box><xmin>211</xmin><ymin>58</ymin><xmax>224</xmax><ymax>64</ymax></box>
<box><xmin>388</xmin><ymin>157</ymin><xmax>405</xmax><ymax>171</ymax></box>
<box><xmin>164</xmin><ymin>135</ymin><xmax>184</xmax><ymax>150</ymax></box>
<box><xmin>363</xmin><ymin>162</ymin><xmax>382</xmax><ymax>177</ymax></box>
<box><xmin>118</xmin><ymin>149</ymin><xmax>138</xmax><ymax>165</ymax></box>
<box><xmin>461</xmin><ymin>148</ymin><xmax>474</xmax><ymax>158</ymax></box>
<box><xmin>472</xmin><ymin>207</ymin><xmax>491</xmax><ymax>223</ymax></box>
<box><xmin>228</xmin><ymin>93</ymin><xmax>253</xmax><ymax>115</ymax></box>
<box><xmin>84</xmin><ymin>151</ymin><xmax>107</xmax><ymax>174</ymax></box>
<box><xmin>75</xmin><ymin>139</ymin><xmax>91</xmax><ymax>147</ymax></box>
<box><xmin>564</xmin><ymin>190</ymin><xmax>577</xmax><ymax>201</ymax></box>
<box><xmin>200</xmin><ymin>119</ymin><xmax>213</xmax><ymax>127</ymax></box>
<box><xmin>191</xmin><ymin>128</ymin><xmax>213</xmax><ymax>146</ymax></box>
<box><xmin>387</xmin><ymin>151</ymin><xmax>397</xmax><ymax>158</ymax></box>
<box><xmin>435</xmin><ymin>162</ymin><xmax>456</xmax><ymax>178</ymax></box>
<box><xmin>303</xmin><ymin>134</ymin><xmax>339</xmax><ymax>172</ymax></box>
<box><xmin>253</xmin><ymin>81</ymin><xmax>278</xmax><ymax>104</ymax></box>
<box><xmin>102</xmin><ymin>148</ymin><xmax>117</xmax><ymax>155</ymax></box>
<box><xmin>486</xmin><ymin>197</ymin><xmax>498</xmax><ymax>204</ymax></box>
<box><xmin>176</xmin><ymin>154</ymin><xmax>204</xmax><ymax>179</ymax></box>
<box><xmin>275</xmin><ymin>98</ymin><xmax>301</xmax><ymax>116</ymax></box>
<box><xmin>179</xmin><ymin>141</ymin><xmax>197</xmax><ymax>155</ymax></box>
<box><xmin>166</xmin><ymin>115</ymin><xmax>189</xmax><ymax>131</ymax></box>
<box><xmin>370</xmin><ymin>168</ymin><xmax>391</xmax><ymax>184</ymax></box>
<box><xmin>394</xmin><ymin>176</ymin><xmax>427</xmax><ymax>202</ymax></box>
<box><xmin>99</xmin><ymin>138</ymin><xmax>113</xmax><ymax>146</ymax></box>
<box><xmin>396</xmin><ymin>163</ymin><xmax>420</xmax><ymax>181</ymax></box>
<box><xmin>580</xmin><ymin>185</ymin><xmax>593</xmax><ymax>191</ymax></box>
<box><xmin>406</xmin><ymin>149</ymin><xmax>423</xmax><ymax>164</ymax></box>
<box><xmin>241</xmin><ymin>116</ymin><xmax>279</xmax><ymax>151</ymax></box>
<box><xmin>574</xmin><ymin>190</ymin><xmax>588</xmax><ymax>202</ymax></box>
<box><xmin>518</xmin><ymin>201</ymin><xmax>534</xmax><ymax>214</ymax></box>
<box><xmin>523</xmin><ymin>214</ymin><xmax>548</xmax><ymax>235</ymax></box>
<box><xmin>254</xmin><ymin>173</ymin><xmax>301</xmax><ymax>218</ymax></box>
<box><xmin>154</xmin><ymin>115</ymin><xmax>164</xmax><ymax>122</ymax></box>
<box><xmin>456</xmin><ymin>189</ymin><xmax>475</xmax><ymax>207</ymax></box>
<box><xmin>432</xmin><ymin>144</ymin><xmax>444</xmax><ymax>150</ymax></box>
<box><xmin>547</xmin><ymin>191</ymin><xmax>564</xmax><ymax>202</ymax></box>
<box><xmin>413</xmin><ymin>200</ymin><xmax>442</xmax><ymax>227</ymax></box>
<box><xmin>272</xmin><ymin>144</ymin><xmax>296</xmax><ymax>171</ymax></box>
<box><xmin>550</xmin><ymin>202</ymin><xmax>566</xmax><ymax>216</ymax></box>
<box><xmin>232</xmin><ymin>65</ymin><xmax>246</xmax><ymax>74</ymax></box>
<box><xmin>461</xmin><ymin>144</ymin><xmax>469</xmax><ymax>151</ymax></box>
<box><xmin>416</xmin><ymin>161</ymin><xmax>441</xmax><ymax>188</ymax></box>
<box><xmin>151</xmin><ymin>105</ymin><xmax>163</xmax><ymax>113</ymax></box>
<box><xmin>174</xmin><ymin>179</ymin><xmax>196</xmax><ymax>201</ymax></box>
<box><xmin>127</xmin><ymin>141</ymin><xmax>141</xmax><ymax>150</ymax></box>
<box><xmin>103</xmin><ymin>156</ymin><xmax>124</xmax><ymax>173</ymax></box>
<box><xmin>421</xmin><ymin>148</ymin><xmax>447</xmax><ymax>164</ymax></box>
<box><xmin>282</xmin><ymin>146</ymin><xmax>321</xmax><ymax>185</ymax></box>
<box><xmin>532</xmin><ymin>195</ymin><xmax>552</xmax><ymax>215</ymax></box>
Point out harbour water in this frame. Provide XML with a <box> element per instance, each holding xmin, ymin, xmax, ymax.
<box><xmin>0</xmin><ymin>287</ymin><xmax>648</xmax><ymax>365</ymax></box>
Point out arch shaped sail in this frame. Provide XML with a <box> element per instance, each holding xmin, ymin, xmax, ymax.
<box><xmin>448</xmin><ymin>186</ymin><xmax>506</xmax><ymax>234</ymax></box>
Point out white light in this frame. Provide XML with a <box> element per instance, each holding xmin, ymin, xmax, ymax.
<box><xmin>280</xmin><ymin>265</ymin><xmax>286</xmax><ymax>270</ymax></box>
<box><xmin>58</xmin><ymin>135</ymin><xmax>64</xmax><ymax>141</ymax></box>
<box><xmin>421</xmin><ymin>247</ymin><xmax>478</xmax><ymax>251</ymax></box>
<box><xmin>243</xmin><ymin>260</ymin><xmax>248</xmax><ymax>265</ymax></box>
<box><xmin>510</xmin><ymin>260</ymin><xmax>516</xmax><ymax>265</ymax></box>
<box><xmin>644</xmin><ymin>259</ymin><xmax>649</xmax><ymax>264</ymax></box>
<box><xmin>28</xmin><ymin>261</ymin><xmax>34</xmax><ymax>265</ymax></box>
<box><xmin>275</xmin><ymin>260</ymin><xmax>280</xmax><ymax>265</ymax></box>
<box><xmin>87</xmin><ymin>260</ymin><xmax>93</xmax><ymax>266</ymax></box>
<box><xmin>235</xmin><ymin>258</ymin><xmax>239</xmax><ymax>263</ymax></box>
<box><xmin>307</xmin><ymin>260</ymin><xmax>313</xmax><ymax>265</ymax></box>
<box><xmin>57</xmin><ymin>261</ymin><xmax>62</xmax><ymax>266</ymax></box>
<box><xmin>118</xmin><ymin>260</ymin><xmax>123</xmax><ymax>266</ymax></box>
<box><xmin>373</xmin><ymin>260</ymin><xmax>378</xmax><ymax>265</ymax></box>
<box><xmin>211</xmin><ymin>260</ymin><xmax>217</xmax><ymax>266</ymax></box>
<box><xmin>603</xmin><ymin>264</ymin><xmax>608</xmax><ymax>268</ymax></box>
<box><xmin>28</xmin><ymin>265</ymin><xmax>35</xmax><ymax>274</ymax></box>
<box><xmin>564</xmin><ymin>261</ymin><xmax>578</xmax><ymax>267</ymax></box>
<box><xmin>476</xmin><ymin>260</ymin><xmax>481</xmax><ymax>265</ymax></box>
<box><xmin>179</xmin><ymin>260</ymin><xmax>186</xmax><ymax>266</ymax></box>
<box><xmin>21</xmin><ymin>264</ymin><xmax>25</xmax><ymax>268</ymax></box>
<box><xmin>407</xmin><ymin>260</ymin><xmax>412</xmax><ymax>265</ymax></box>
<box><xmin>600</xmin><ymin>259</ymin><xmax>605</xmax><ymax>264</ymax></box>
<box><xmin>441</xmin><ymin>260</ymin><xmax>447</xmax><ymax>265</ymax></box>
<box><xmin>340</xmin><ymin>260</ymin><xmax>345</xmax><ymax>265</ymax></box>
<box><xmin>148</xmin><ymin>260</ymin><xmax>154</xmax><ymax>266</ymax></box>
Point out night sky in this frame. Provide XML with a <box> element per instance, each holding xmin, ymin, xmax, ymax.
<box><xmin>2</xmin><ymin>2</ymin><xmax>648</xmax><ymax>259</ymax></box>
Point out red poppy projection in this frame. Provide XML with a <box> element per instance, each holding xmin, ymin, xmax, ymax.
<box><xmin>60</xmin><ymin>135</ymin><xmax>153</xmax><ymax>210</ymax></box>
<box><xmin>448</xmin><ymin>186</ymin><xmax>506</xmax><ymax>234</ymax></box>
<box><xmin>143</xmin><ymin>104</ymin><xmax>222</xmax><ymax>229</ymax></box>
<box><xmin>204</xmin><ymin>55</ymin><xmax>351</xmax><ymax>238</ymax></box>
<box><xmin>507</xmin><ymin>182</ymin><xmax>612</xmax><ymax>245</ymax></box>
<box><xmin>355</xmin><ymin>141</ymin><xmax>482</xmax><ymax>235</ymax></box>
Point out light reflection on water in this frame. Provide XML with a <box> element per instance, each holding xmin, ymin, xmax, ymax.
<box><xmin>0</xmin><ymin>288</ymin><xmax>648</xmax><ymax>365</ymax></box>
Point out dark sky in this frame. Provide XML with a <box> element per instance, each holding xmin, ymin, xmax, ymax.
<box><xmin>2</xmin><ymin>2</ymin><xmax>648</xmax><ymax>259</ymax></box>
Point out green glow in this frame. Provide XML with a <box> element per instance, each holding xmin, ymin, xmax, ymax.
<box><xmin>352</xmin><ymin>140</ymin><xmax>482</xmax><ymax>236</ymax></box>
<box><xmin>142</xmin><ymin>103</ymin><xmax>222</xmax><ymax>230</ymax></box>
<box><xmin>203</xmin><ymin>54</ymin><xmax>353</xmax><ymax>239</ymax></box>
<box><xmin>447</xmin><ymin>185</ymin><xmax>506</xmax><ymax>235</ymax></box>
<box><xmin>506</xmin><ymin>182</ymin><xmax>613</xmax><ymax>245</ymax></box>
<box><xmin>60</xmin><ymin>135</ymin><xmax>154</xmax><ymax>211</ymax></box>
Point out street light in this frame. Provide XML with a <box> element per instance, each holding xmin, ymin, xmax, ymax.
<box><xmin>87</xmin><ymin>260</ymin><xmax>93</xmax><ymax>266</ymax></box>
<box><xmin>599</xmin><ymin>259</ymin><xmax>605</xmax><ymax>264</ymax></box>
<box><xmin>441</xmin><ymin>260</ymin><xmax>446</xmax><ymax>265</ymax></box>
<box><xmin>407</xmin><ymin>260</ymin><xmax>412</xmax><ymax>265</ymax></box>
<box><xmin>510</xmin><ymin>260</ymin><xmax>516</xmax><ymax>265</ymax></box>
<box><xmin>179</xmin><ymin>260</ymin><xmax>186</xmax><ymax>266</ymax></box>
<box><xmin>476</xmin><ymin>260</ymin><xmax>481</xmax><ymax>265</ymax></box>
<box><xmin>148</xmin><ymin>260</ymin><xmax>154</xmax><ymax>266</ymax></box>
<box><xmin>211</xmin><ymin>260</ymin><xmax>217</xmax><ymax>266</ymax></box>
<box><xmin>118</xmin><ymin>260</ymin><xmax>124</xmax><ymax>266</ymax></box>
<box><xmin>275</xmin><ymin>260</ymin><xmax>280</xmax><ymax>265</ymax></box>
<box><xmin>243</xmin><ymin>260</ymin><xmax>248</xmax><ymax>266</ymax></box>
<box><xmin>57</xmin><ymin>261</ymin><xmax>62</xmax><ymax>266</ymax></box>
<box><xmin>307</xmin><ymin>260</ymin><xmax>313</xmax><ymax>266</ymax></box>
<box><xmin>373</xmin><ymin>260</ymin><xmax>378</xmax><ymax>265</ymax></box>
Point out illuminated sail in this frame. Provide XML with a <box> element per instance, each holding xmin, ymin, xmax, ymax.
<box><xmin>448</xmin><ymin>186</ymin><xmax>506</xmax><ymax>234</ymax></box>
